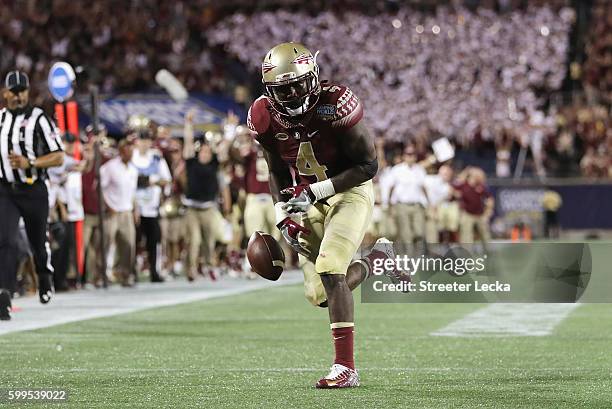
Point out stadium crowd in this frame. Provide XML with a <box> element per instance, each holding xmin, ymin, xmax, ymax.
<box><xmin>208</xmin><ymin>5</ymin><xmax>573</xmax><ymax>142</ymax></box>
<box><xmin>583</xmin><ymin>0</ymin><xmax>612</xmax><ymax>105</ymax></box>
<box><xmin>207</xmin><ymin>4</ymin><xmax>610</xmax><ymax>178</ymax></box>
<box><xmin>1</xmin><ymin>1</ymin><xmax>609</xmax><ymax>178</ymax></box>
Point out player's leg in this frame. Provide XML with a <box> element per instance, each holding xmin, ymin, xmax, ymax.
<box><xmin>476</xmin><ymin>214</ymin><xmax>491</xmax><ymax>253</ymax></box>
<box><xmin>460</xmin><ymin>211</ymin><xmax>475</xmax><ymax>243</ymax></box>
<box><xmin>313</xmin><ymin>182</ymin><xmax>374</xmax><ymax>388</ymax></box>
<box><xmin>16</xmin><ymin>182</ymin><xmax>54</xmax><ymax>302</ymax></box>
<box><xmin>185</xmin><ymin>209</ymin><xmax>202</xmax><ymax>281</ymax></box>
<box><xmin>199</xmin><ymin>208</ymin><xmax>219</xmax><ymax>277</ymax></box>
<box><xmin>298</xmin><ymin>204</ymin><xmax>326</xmax><ymax>307</ymax></box>
<box><xmin>394</xmin><ymin>203</ymin><xmax>413</xmax><ymax>256</ymax></box>
<box><xmin>115</xmin><ymin>212</ymin><xmax>136</xmax><ymax>286</ymax></box>
<box><xmin>345</xmin><ymin>236</ymin><xmax>409</xmax><ymax>291</ymax></box>
<box><xmin>0</xmin><ymin>186</ymin><xmax>21</xmax><ymax>304</ymax></box>
<box><xmin>425</xmin><ymin>206</ymin><xmax>438</xmax><ymax>244</ymax></box>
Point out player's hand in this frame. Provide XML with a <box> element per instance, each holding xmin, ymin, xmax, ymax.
<box><xmin>8</xmin><ymin>153</ymin><xmax>30</xmax><ymax>169</ymax></box>
<box><xmin>277</xmin><ymin>217</ymin><xmax>311</xmax><ymax>257</ymax></box>
<box><xmin>281</xmin><ymin>184</ymin><xmax>316</xmax><ymax>214</ymax></box>
<box><xmin>185</xmin><ymin>108</ymin><xmax>196</xmax><ymax>124</ymax></box>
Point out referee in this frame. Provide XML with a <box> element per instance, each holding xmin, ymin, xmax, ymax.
<box><xmin>0</xmin><ymin>70</ymin><xmax>64</xmax><ymax>309</ymax></box>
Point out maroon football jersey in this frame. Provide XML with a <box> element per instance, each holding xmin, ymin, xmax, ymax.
<box><xmin>247</xmin><ymin>83</ymin><xmax>363</xmax><ymax>185</ymax></box>
<box><xmin>244</xmin><ymin>147</ymin><xmax>271</xmax><ymax>194</ymax></box>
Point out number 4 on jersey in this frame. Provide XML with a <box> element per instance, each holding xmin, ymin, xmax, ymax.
<box><xmin>296</xmin><ymin>141</ymin><xmax>328</xmax><ymax>182</ymax></box>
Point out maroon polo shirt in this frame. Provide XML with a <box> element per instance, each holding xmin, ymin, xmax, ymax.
<box><xmin>454</xmin><ymin>181</ymin><xmax>492</xmax><ymax>216</ymax></box>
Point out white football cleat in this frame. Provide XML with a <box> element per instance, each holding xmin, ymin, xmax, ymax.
<box><xmin>372</xmin><ymin>237</ymin><xmax>395</xmax><ymax>259</ymax></box>
<box><xmin>370</xmin><ymin>238</ymin><xmax>411</xmax><ymax>290</ymax></box>
<box><xmin>315</xmin><ymin>364</ymin><xmax>360</xmax><ymax>389</ymax></box>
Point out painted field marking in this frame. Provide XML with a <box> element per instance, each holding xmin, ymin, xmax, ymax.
<box><xmin>0</xmin><ymin>273</ymin><xmax>302</xmax><ymax>337</ymax></box>
<box><xmin>431</xmin><ymin>303</ymin><xmax>580</xmax><ymax>337</ymax></box>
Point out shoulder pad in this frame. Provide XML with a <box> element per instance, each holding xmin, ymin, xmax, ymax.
<box><xmin>320</xmin><ymin>84</ymin><xmax>363</xmax><ymax>129</ymax></box>
<box><xmin>247</xmin><ymin>96</ymin><xmax>271</xmax><ymax>136</ymax></box>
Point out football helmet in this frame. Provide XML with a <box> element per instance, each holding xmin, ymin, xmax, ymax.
<box><xmin>262</xmin><ymin>42</ymin><xmax>320</xmax><ymax>116</ymax></box>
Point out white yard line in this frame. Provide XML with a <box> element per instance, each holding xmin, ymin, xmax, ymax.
<box><xmin>431</xmin><ymin>303</ymin><xmax>580</xmax><ymax>337</ymax></box>
<box><xmin>0</xmin><ymin>273</ymin><xmax>302</xmax><ymax>336</ymax></box>
<box><xmin>6</xmin><ymin>367</ymin><xmax>603</xmax><ymax>374</ymax></box>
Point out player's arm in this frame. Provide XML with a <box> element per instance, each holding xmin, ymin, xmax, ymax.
<box><xmin>261</xmin><ymin>142</ymin><xmax>311</xmax><ymax>256</ymax></box>
<box><xmin>327</xmin><ymin>121</ymin><xmax>377</xmax><ymax>193</ymax></box>
<box><xmin>261</xmin><ymin>146</ymin><xmax>292</xmax><ymax>204</ymax></box>
<box><xmin>15</xmin><ymin>113</ymin><xmax>65</xmax><ymax>169</ymax></box>
<box><xmin>183</xmin><ymin>109</ymin><xmax>196</xmax><ymax>160</ymax></box>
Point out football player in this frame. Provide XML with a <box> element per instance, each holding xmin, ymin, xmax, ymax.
<box><xmin>248</xmin><ymin>42</ymin><xmax>400</xmax><ymax>388</ymax></box>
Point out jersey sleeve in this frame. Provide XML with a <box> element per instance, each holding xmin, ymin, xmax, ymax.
<box><xmin>247</xmin><ymin>97</ymin><xmax>271</xmax><ymax>135</ymax></box>
<box><xmin>35</xmin><ymin>111</ymin><xmax>64</xmax><ymax>154</ymax></box>
<box><xmin>331</xmin><ymin>86</ymin><xmax>363</xmax><ymax>129</ymax></box>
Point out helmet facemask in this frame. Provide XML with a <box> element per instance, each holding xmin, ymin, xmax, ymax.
<box><xmin>265</xmin><ymin>71</ymin><xmax>320</xmax><ymax>116</ymax></box>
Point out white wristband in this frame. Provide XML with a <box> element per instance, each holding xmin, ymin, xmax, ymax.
<box><xmin>309</xmin><ymin>179</ymin><xmax>336</xmax><ymax>201</ymax></box>
<box><xmin>274</xmin><ymin>201</ymin><xmax>290</xmax><ymax>225</ymax></box>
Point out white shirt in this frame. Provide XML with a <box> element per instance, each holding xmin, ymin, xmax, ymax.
<box><xmin>47</xmin><ymin>154</ymin><xmax>79</xmax><ymax>211</ymax></box>
<box><xmin>64</xmin><ymin>171</ymin><xmax>84</xmax><ymax>222</ymax></box>
<box><xmin>388</xmin><ymin>163</ymin><xmax>427</xmax><ymax>206</ymax></box>
<box><xmin>377</xmin><ymin>166</ymin><xmax>395</xmax><ymax>208</ymax></box>
<box><xmin>100</xmin><ymin>156</ymin><xmax>138</xmax><ymax>212</ymax></box>
<box><xmin>132</xmin><ymin>149</ymin><xmax>172</xmax><ymax>218</ymax></box>
<box><xmin>424</xmin><ymin>175</ymin><xmax>451</xmax><ymax>207</ymax></box>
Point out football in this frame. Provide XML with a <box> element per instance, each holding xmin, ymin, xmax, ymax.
<box><xmin>246</xmin><ymin>231</ymin><xmax>285</xmax><ymax>281</ymax></box>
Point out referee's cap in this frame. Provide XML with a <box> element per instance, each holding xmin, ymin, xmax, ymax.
<box><xmin>5</xmin><ymin>70</ymin><xmax>29</xmax><ymax>92</ymax></box>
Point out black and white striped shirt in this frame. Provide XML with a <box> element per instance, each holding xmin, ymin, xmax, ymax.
<box><xmin>0</xmin><ymin>106</ymin><xmax>64</xmax><ymax>184</ymax></box>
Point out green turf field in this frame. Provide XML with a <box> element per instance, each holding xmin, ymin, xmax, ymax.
<box><xmin>1</xmin><ymin>284</ymin><xmax>611</xmax><ymax>408</ymax></box>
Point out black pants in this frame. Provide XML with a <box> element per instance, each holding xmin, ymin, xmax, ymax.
<box><xmin>0</xmin><ymin>181</ymin><xmax>53</xmax><ymax>292</ymax></box>
<box><xmin>138</xmin><ymin>216</ymin><xmax>161</xmax><ymax>280</ymax></box>
<box><xmin>51</xmin><ymin>221</ymin><xmax>76</xmax><ymax>291</ymax></box>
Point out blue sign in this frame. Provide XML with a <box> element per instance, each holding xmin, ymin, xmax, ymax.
<box><xmin>48</xmin><ymin>62</ymin><xmax>76</xmax><ymax>102</ymax></box>
<box><xmin>77</xmin><ymin>93</ymin><xmax>246</xmax><ymax>136</ymax></box>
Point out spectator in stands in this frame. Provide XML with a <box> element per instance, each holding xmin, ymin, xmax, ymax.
<box><xmin>209</xmin><ymin>3</ymin><xmax>574</xmax><ymax>144</ymax></box>
<box><xmin>582</xmin><ymin>0</ymin><xmax>612</xmax><ymax>104</ymax></box>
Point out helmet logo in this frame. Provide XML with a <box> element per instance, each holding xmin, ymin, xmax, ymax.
<box><xmin>262</xmin><ymin>61</ymin><xmax>277</xmax><ymax>73</ymax></box>
<box><xmin>292</xmin><ymin>54</ymin><xmax>313</xmax><ymax>65</ymax></box>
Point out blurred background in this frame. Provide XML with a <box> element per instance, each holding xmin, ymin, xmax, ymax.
<box><xmin>1</xmin><ymin>0</ymin><xmax>610</xmax><ymax>294</ymax></box>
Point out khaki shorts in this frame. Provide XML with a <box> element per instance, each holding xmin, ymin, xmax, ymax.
<box><xmin>438</xmin><ymin>202</ymin><xmax>460</xmax><ymax>232</ymax></box>
<box><xmin>298</xmin><ymin>180</ymin><xmax>374</xmax><ymax>306</ymax></box>
<box><xmin>165</xmin><ymin>216</ymin><xmax>186</xmax><ymax>243</ymax></box>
